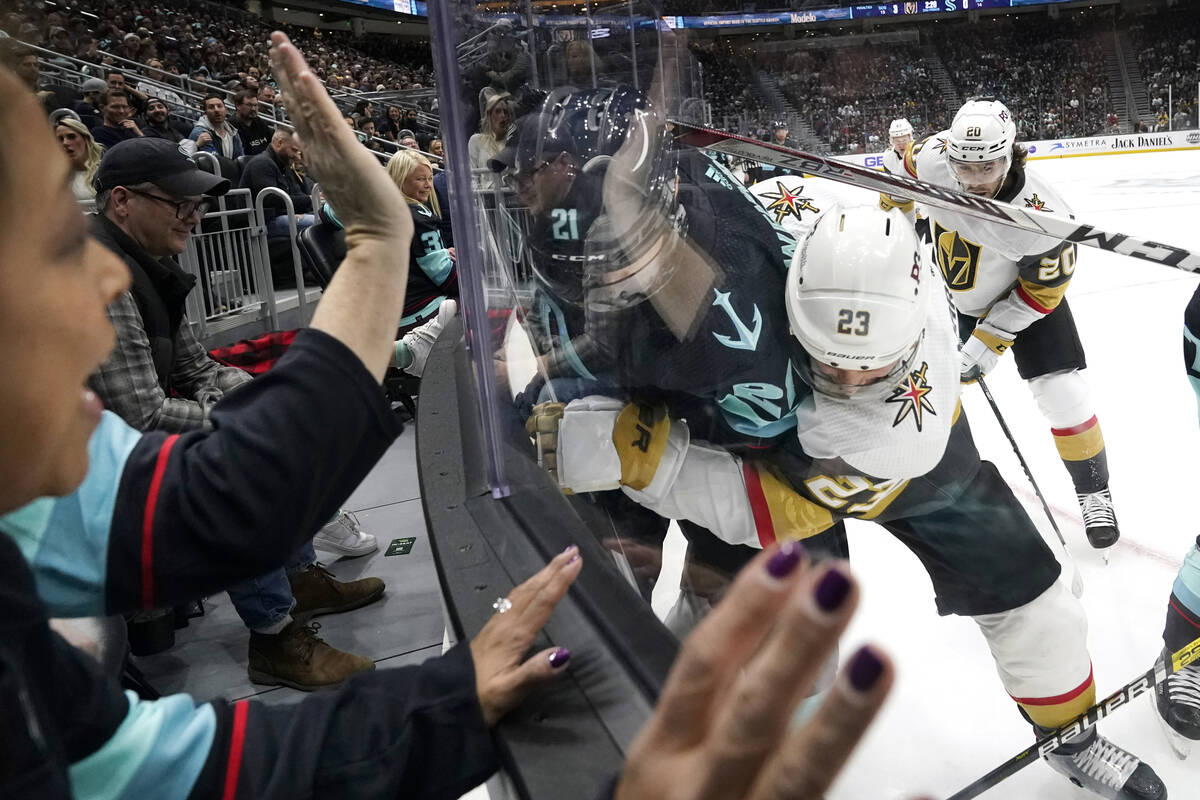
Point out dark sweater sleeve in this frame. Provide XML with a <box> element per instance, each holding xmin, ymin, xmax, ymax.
<box><xmin>189</xmin><ymin>642</ymin><xmax>499</xmax><ymax>800</ymax></box>
<box><xmin>105</xmin><ymin>327</ymin><xmax>402</xmax><ymax>612</ymax></box>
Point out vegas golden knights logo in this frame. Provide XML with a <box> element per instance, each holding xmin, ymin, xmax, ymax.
<box><xmin>934</xmin><ymin>222</ymin><xmax>982</xmax><ymax>291</ymax></box>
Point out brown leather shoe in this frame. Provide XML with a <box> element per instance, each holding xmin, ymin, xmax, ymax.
<box><xmin>288</xmin><ymin>563</ymin><xmax>385</xmax><ymax>618</ymax></box>
<box><xmin>247</xmin><ymin>620</ymin><xmax>374</xmax><ymax>691</ymax></box>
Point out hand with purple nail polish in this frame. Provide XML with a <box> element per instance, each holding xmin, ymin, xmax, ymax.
<box><xmin>614</xmin><ymin>545</ymin><xmax>896</xmax><ymax>800</ymax></box>
<box><xmin>469</xmin><ymin>545</ymin><xmax>583</xmax><ymax>726</ymax></box>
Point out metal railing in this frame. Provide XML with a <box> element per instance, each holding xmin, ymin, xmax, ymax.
<box><xmin>253</xmin><ymin>188</ymin><xmax>310</xmax><ymax>324</ymax></box>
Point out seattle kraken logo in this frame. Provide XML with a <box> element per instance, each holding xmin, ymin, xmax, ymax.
<box><xmin>711</xmin><ymin>289</ymin><xmax>762</xmax><ymax>351</ymax></box>
<box><xmin>885</xmin><ymin>361</ymin><xmax>936</xmax><ymax>432</ymax></box>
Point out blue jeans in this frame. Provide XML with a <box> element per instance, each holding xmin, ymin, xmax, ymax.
<box><xmin>226</xmin><ymin>540</ymin><xmax>316</xmax><ymax>632</ymax></box>
<box><xmin>267</xmin><ymin>212</ymin><xmax>315</xmax><ymax>238</ymax></box>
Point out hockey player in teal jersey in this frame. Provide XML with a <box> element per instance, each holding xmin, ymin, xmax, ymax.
<box><xmin>1157</xmin><ymin>284</ymin><xmax>1200</xmax><ymax>756</ymax></box>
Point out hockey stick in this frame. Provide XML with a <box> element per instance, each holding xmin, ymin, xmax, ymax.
<box><xmin>977</xmin><ymin>377</ymin><xmax>1086</xmax><ymax>598</ymax></box>
<box><xmin>946</xmin><ymin>632</ymin><xmax>1200</xmax><ymax>799</ymax></box>
<box><xmin>668</xmin><ymin>121</ymin><xmax>1200</xmax><ymax>274</ymax></box>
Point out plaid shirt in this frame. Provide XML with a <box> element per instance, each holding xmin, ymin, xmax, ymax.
<box><xmin>88</xmin><ymin>291</ymin><xmax>253</xmax><ymax>433</ymax></box>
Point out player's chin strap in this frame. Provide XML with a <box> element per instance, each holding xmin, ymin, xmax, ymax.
<box><xmin>978</xmin><ymin>377</ymin><xmax>1086</xmax><ymax>597</ymax></box>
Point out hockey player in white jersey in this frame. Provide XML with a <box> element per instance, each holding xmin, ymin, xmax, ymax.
<box><xmin>533</xmin><ymin>205</ymin><xmax>1166</xmax><ymax>799</ymax></box>
<box><xmin>886</xmin><ymin>98</ymin><xmax>1120</xmax><ymax>549</ymax></box>
<box><xmin>882</xmin><ymin>117</ymin><xmax>914</xmax><ymax>178</ymax></box>
<box><xmin>878</xmin><ymin>117</ymin><xmax>917</xmax><ymax>220</ymax></box>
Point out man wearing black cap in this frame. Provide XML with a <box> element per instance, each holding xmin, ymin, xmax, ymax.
<box><xmin>73</xmin><ymin>76</ymin><xmax>106</xmax><ymax>129</ymax></box>
<box><xmin>87</xmin><ymin>138</ymin><xmax>385</xmax><ymax>691</ymax></box>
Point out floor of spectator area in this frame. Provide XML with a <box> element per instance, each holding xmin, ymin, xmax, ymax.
<box><xmin>133</xmin><ymin>432</ymin><xmax>443</xmax><ymax>706</ymax></box>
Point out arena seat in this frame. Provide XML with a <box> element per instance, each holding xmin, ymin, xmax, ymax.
<box><xmin>296</xmin><ymin>221</ymin><xmax>345</xmax><ymax>289</ymax></box>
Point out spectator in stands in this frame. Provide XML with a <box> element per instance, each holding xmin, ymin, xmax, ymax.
<box><xmin>1157</xmin><ymin>108</ymin><xmax>1170</xmax><ymax>131</ymax></box>
<box><xmin>469</xmin><ymin>93</ymin><xmax>512</xmax><ymax>188</ymax></box>
<box><xmin>105</xmin><ymin>68</ymin><xmax>148</xmax><ymax>115</ymax></box>
<box><xmin>356</xmin><ymin>115</ymin><xmax>377</xmax><ymax>144</ymax></box>
<box><xmin>380</xmin><ymin>104</ymin><xmax>405</xmax><ymax>141</ymax></box>
<box><xmin>74</xmin><ymin>76</ymin><xmax>106</xmax><ymax>128</ymax></box>
<box><xmin>89</xmin><ymin>88</ymin><xmax>143</xmax><ymax>149</ymax></box>
<box><xmin>231</xmin><ymin>88</ymin><xmax>273</xmax><ymax>156</ymax></box>
<box><xmin>354</xmin><ymin>98</ymin><xmax>375</xmax><ymax>123</ymax></box>
<box><xmin>189</xmin><ymin>91</ymin><xmax>244</xmax><ymax>160</ymax></box>
<box><xmin>3</xmin><ymin>41</ymin><xmax>76</xmax><ymax>114</ymax></box>
<box><xmin>87</xmin><ymin>137</ymin><xmax>382</xmax><ymax>690</ymax></box>
<box><xmin>257</xmin><ymin>81</ymin><xmax>277</xmax><ymax>106</ymax></box>
<box><xmin>240</xmin><ymin>129</ymin><xmax>315</xmax><ymax>236</ymax></box>
<box><xmin>55</xmin><ymin>117</ymin><xmax>102</xmax><ymax>202</ymax></box>
<box><xmin>388</xmin><ymin>149</ymin><xmax>457</xmax><ymax>334</ymax></box>
<box><xmin>138</xmin><ymin>97</ymin><xmax>186</xmax><ymax>144</ymax></box>
<box><xmin>397</xmin><ymin>128</ymin><xmax>419</xmax><ymax>150</ymax></box>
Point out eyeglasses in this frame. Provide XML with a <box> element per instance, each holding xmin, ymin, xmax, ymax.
<box><xmin>125</xmin><ymin>188</ymin><xmax>212</xmax><ymax>220</ymax></box>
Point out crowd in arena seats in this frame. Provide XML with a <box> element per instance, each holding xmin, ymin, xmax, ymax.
<box><xmin>4</xmin><ymin>0</ymin><xmax>433</xmax><ymax>95</ymax></box>
<box><xmin>769</xmin><ymin>43</ymin><xmax>941</xmax><ymax>153</ymax></box>
<box><xmin>1128</xmin><ymin>13</ymin><xmax>1199</xmax><ymax>131</ymax></box>
<box><xmin>3</xmin><ymin>0</ymin><xmax>444</xmax><ymax>196</ymax></box>
<box><xmin>936</xmin><ymin>15</ymin><xmax>1116</xmax><ymax>141</ymax></box>
<box><xmin>711</xmin><ymin>11</ymin><xmax>1125</xmax><ymax>153</ymax></box>
<box><xmin>689</xmin><ymin>38</ymin><xmax>770</xmax><ymax>129</ymax></box>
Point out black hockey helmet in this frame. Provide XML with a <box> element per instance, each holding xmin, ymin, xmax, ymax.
<box><xmin>494</xmin><ymin>86</ymin><xmax>683</xmax><ymax>315</ymax></box>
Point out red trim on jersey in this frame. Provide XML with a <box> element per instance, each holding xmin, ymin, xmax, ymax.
<box><xmin>1016</xmin><ymin>285</ymin><xmax>1054</xmax><ymax>315</ymax></box>
<box><xmin>221</xmin><ymin>700</ymin><xmax>250</xmax><ymax>800</ymax></box>
<box><xmin>1051</xmin><ymin>416</ymin><xmax>1099</xmax><ymax>438</ymax></box>
<box><xmin>141</xmin><ymin>434</ymin><xmax>179</xmax><ymax>610</ymax></box>
<box><xmin>904</xmin><ymin>159</ymin><xmax>917</xmax><ymax>178</ymax></box>
<box><xmin>741</xmin><ymin>462</ymin><xmax>776</xmax><ymax>549</ymax></box>
<box><xmin>1169</xmin><ymin>597</ymin><xmax>1200</xmax><ymax>631</ymax></box>
<box><xmin>1011</xmin><ymin>665</ymin><xmax>1094</xmax><ymax>706</ymax></box>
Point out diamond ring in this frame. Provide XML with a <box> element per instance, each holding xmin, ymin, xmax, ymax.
<box><xmin>492</xmin><ymin>596</ymin><xmax>513</xmax><ymax>614</ymax></box>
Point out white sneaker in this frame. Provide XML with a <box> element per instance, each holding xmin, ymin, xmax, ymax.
<box><xmin>313</xmin><ymin>510</ymin><xmax>377</xmax><ymax>557</ymax></box>
<box><xmin>401</xmin><ymin>299</ymin><xmax>457</xmax><ymax>378</ymax></box>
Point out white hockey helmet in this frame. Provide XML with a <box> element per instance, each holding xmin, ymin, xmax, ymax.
<box><xmin>946</xmin><ymin>99</ymin><xmax>1017</xmax><ymax>195</ymax></box>
<box><xmin>948</xmin><ymin>99</ymin><xmax>1016</xmax><ymax>162</ymax></box>
<box><xmin>888</xmin><ymin>118</ymin><xmax>913</xmax><ymax>139</ymax></box>
<box><xmin>786</xmin><ymin>204</ymin><xmax>929</xmax><ymax>399</ymax></box>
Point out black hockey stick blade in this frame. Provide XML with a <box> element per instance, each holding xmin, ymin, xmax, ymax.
<box><xmin>945</xmin><ymin>633</ymin><xmax>1200</xmax><ymax>799</ymax></box>
<box><xmin>668</xmin><ymin>121</ymin><xmax>1200</xmax><ymax>274</ymax></box>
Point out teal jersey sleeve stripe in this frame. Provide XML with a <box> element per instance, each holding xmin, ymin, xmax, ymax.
<box><xmin>1174</xmin><ymin>542</ymin><xmax>1200</xmax><ymax>618</ymax></box>
<box><xmin>416</xmin><ymin>249</ymin><xmax>455</xmax><ymax>286</ymax></box>
<box><xmin>321</xmin><ymin>201</ymin><xmax>344</xmax><ymax>229</ymax></box>
<box><xmin>70</xmin><ymin>691</ymin><xmax>215</xmax><ymax>800</ymax></box>
<box><xmin>0</xmin><ymin>412</ymin><xmax>141</xmax><ymax>616</ymax></box>
<box><xmin>400</xmin><ymin>295</ymin><xmax>448</xmax><ymax>329</ymax></box>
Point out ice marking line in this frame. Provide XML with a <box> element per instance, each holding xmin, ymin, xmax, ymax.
<box><xmin>1008</xmin><ymin>483</ymin><xmax>1183</xmax><ymax>569</ymax></box>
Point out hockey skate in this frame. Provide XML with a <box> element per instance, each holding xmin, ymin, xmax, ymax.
<box><xmin>1041</xmin><ymin>725</ymin><xmax>1166</xmax><ymax>799</ymax></box>
<box><xmin>1077</xmin><ymin>488</ymin><xmax>1119</xmax><ymax>550</ymax></box>
<box><xmin>1154</xmin><ymin>646</ymin><xmax>1200</xmax><ymax>759</ymax></box>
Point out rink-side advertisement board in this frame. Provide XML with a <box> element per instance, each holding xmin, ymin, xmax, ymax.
<box><xmin>839</xmin><ymin>130</ymin><xmax>1200</xmax><ymax>168</ymax></box>
<box><xmin>1022</xmin><ymin>130</ymin><xmax>1200</xmax><ymax>159</ymax></box>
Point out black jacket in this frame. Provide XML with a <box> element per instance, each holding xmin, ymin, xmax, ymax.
<box><xmin>89</xmin><ymin>214</ymin><xmax>195</xmax><ymax>391</ymax></box>
<box><xmin>233</xmin><ymin>115</ymin><xmax>275</xmax><ymax>157</ymax></box>
<box><xmin>238</xmin><ymin>146</ymin><xmax>313</xmax><ymax>221</ymax></box>
<box><xmin>1</xmin><ymin>330</ymin><xmax>501</xmax><ymax>800</ymax></box>
<box><xmin>140</xmin><ymin>118</ymin><xmax>191</xmax><ymax>144</ymax></box>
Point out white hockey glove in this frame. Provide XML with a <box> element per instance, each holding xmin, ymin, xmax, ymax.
<box><xmin>525</xmin><ymin>396</ymin><xmax>689</xmax><ymax>496</ymax></box>
<box><xmin>960</xmin><ymin>321</ymin><xmax>1015</xmax><ymax>384</ymax></box>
